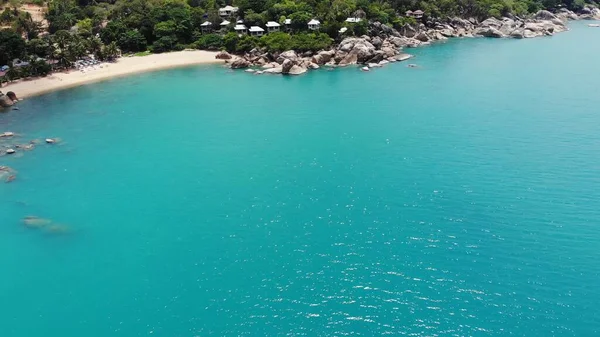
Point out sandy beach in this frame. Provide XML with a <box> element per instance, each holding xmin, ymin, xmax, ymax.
<box><xmin>2</xmin><ymin>50</ymin><xmax>223</xmax><ymax>98</ymax></box>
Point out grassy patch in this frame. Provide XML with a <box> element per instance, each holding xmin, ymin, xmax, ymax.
<box><xmin>133</xmin><ymin>51</ymin><xmax>152</xmax><ymax>57</ymax></box>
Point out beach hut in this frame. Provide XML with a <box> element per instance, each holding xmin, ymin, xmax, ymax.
<box><xmin>219</xmin><ymin>5</ymin><xmax>238</xmax><ymax>17</ymax></box>
<box><xmin>308</xmin><ymin>19</ymin><xmax>320</xmax><ymax>31</ymax></box>
<box><xmin>266</xmin><ymin>21</ymin><xmax>280</xmax><ymax>33</ymax></box>
<box><xmin>234</xmin><ymin>24</ymin><xmax>248</xmax><ymax>34</ymax></box>
<box><xmin>200</xmin><ymin>21</ymin><xmax>212</xmax><ymax>33</ymax></box>
<box><xmin>405</xmin><ymin>10</ymin><xmax>413</xmax><ymax>17</ymax></box>
<box><xmin>412</xmin><ymin>10</ymin><xmax>424</xmax><ymax>19</ymax></box>
<box><xmin>249</xmin><ymin>26</ymin><xmax>265</xmax><ymax>36</ymax></box>
<box><xmin>345</xmin><ymin>17</ymin><xmax>362</xmax><ymax>23</ymax></box>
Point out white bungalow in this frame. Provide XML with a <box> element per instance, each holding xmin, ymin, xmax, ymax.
<box><xmin>345</xmin><ymin>17</ymin><xmax>362</xmax><ymax>23</ymax></box>
<box><xmin>284</xmin><ymin>18</ymin><xmax>292</xmax><ymax>31</ymax></box>
<box><xmin>220</xmin><ymin>20</ymin><xmax>231</xmax><ymax>31</ymax></box>
<box><xmin>234</xmin><ymin>24</ymin><xmax>248</xmax><ymax>34</ymax></box>
<box><xmin>200</xmin><ymin>21</ymin><xmax>212</xmax><ymax>33</ymax></box>
<box><xmin>219</xmin><ymin>5</ymin><xmax>239</xmax><ymax>17</ymax></box>
<box><xmin>266</xmin><ymin>21</ymin><xmax>280</xmax><ymax>33</ymax></box>
<box><xmin>308</xmin><ymin>19</ymin><xmax>320</xmax><ymax>30</ymax></box>
<box><xmin>249</xmin><ymin>26</ymin><xmax>265</xmax><ymax>36</ymax></box>
<box><xmin>236</xmin><ymin>19</ymin><xmax>244</xmax><ymax>24</ymax></box>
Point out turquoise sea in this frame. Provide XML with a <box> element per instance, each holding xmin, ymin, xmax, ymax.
<box><xmin>1</xmin><ymin>22</ymin><xmax>600</xmax><ymax>336</ymax></box>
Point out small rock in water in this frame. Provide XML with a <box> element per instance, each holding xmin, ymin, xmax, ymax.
<box><xmin>408</xmin><ymin>64</ymin><xmax>418</xmax><ymax>68</ymax></box>
<box><xmin>361</xmin><ymin>66</ymin><xmax>370</xmax><ymax>72</ymax></box>
<box><xmin>46</xmin><ymin>138</ymin><xmax>56</xmax><ymax>144</ymax></box>
<box><xmin>5</xmin><ymin>174</ymin><xmax>16</xmax><ymax>183</ymax></box>
<box><xmin>22</xmin><ymin>216</ymin><xmax>51</xmax><ymax>229</ymax></box>
<box><xmin>6</xmin><ymin>148</ymin><xmax>15</xmax><ymax>154</ymax></box>
<box><xmin>1</xmin><ymin>132</ymin><xmax>15</xmax><ymax>138</ymax></box>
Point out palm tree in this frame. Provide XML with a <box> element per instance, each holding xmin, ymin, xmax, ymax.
<box><xmin>101</xmin><ymin>41</ymin><xmax>120</xmax><ymax>61</ymax></box>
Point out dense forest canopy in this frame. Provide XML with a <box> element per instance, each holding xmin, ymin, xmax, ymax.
<box><xmin>0</xmin><ymin>0</ymin><xmax>597</xmax><ymax>80</ymax></box>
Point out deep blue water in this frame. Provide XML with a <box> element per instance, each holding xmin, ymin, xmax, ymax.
<box><xmin>1</xmin><ymin>22</ymin><xmax>600</xmax><ymax>336</ymax></box>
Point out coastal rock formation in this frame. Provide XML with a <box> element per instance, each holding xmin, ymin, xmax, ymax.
<box><xmin>215</xmin><ymin>51</ymin><xmax>232</xmax><ymax>60</ymax></box>
<box><xmin>281</xmin><ymin>58</ymin><xmax>294</xmax><ymax>74</ymax></box>
<box><xmin>230</xmin><ymin>8</ymin><xmax>587</xmax><ymax>76</ymax></box>
<box><xmin>0</xmin><ymin>92</ymin><xmax>15</xmax><ymax>108</ymax></box>
<box><xmin>230</xmin><ymin>58</ymin><xmax>251</xmax><ymax>69</ymax></box>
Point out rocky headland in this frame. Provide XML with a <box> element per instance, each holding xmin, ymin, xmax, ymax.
<box><xmin>221</xmin><ymin>7</ymin><xmax>600</xmax><ymax>75</ymax></box>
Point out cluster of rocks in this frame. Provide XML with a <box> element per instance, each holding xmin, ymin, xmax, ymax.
<box><xmin>401</xmin><ymin>8</ymin><xmax>599</xmax><ymax>42</ymax></box>
<box><xmin>218</xmin><ymin>7</ymin><xmax>599</xmax><ymax>75</ymax></box>
<box><xmin>0</xmin><ymin>131</ymin><xmax>58</xmax><ymax>159</ymax></box>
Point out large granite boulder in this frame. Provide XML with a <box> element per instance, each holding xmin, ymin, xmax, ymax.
<box><xmin>474</xmin><ymin>27</ymin><xmax>505</xmax><ymax>38</ymax></box>
<box><xmin>288</xmin><ymin>65</ymin><xmax>307</xmax><ymax>75</ymax></box>
<box><xmin>371</xmin><ymin>36</ymin><xmax>383</xmax><ymax>49</ymax></box>
<box><xmin>400</xmin><ymin>24</ymin><xmax>418</xmax><ymax>38</ymax></box>
<box><xmin>534</xmin><ymin>10</ymin><xmax>558</xmax><ymax>21</ymax></box>
<box><xmin>415</xmin><ymin>31</ymin><xmax>430</xmax><ymax>42</ymax></box>
<box><xmin>230</xmin><ymin>58</ymin><xmax>251</xmax><ymax>69</ymax></box>
<box><xmin>276</xmin><ymin>50</ymin><xmax>299</xmax><ymax>64</ymax></box>
<box><xmin>311</xmin><ymin>50</ymin><xmax>334</xmax><ymax>65</ymax></box>
<box><xmin>480</xmin><ymin>17</ymin><xmax>502</xmax><ymax>29</ymax></box>
<box><xmin>281</xmin><ymin>59</ymin><xmax>294</xmax><ymax>74</ymax></box>
<box><xmin>337</xmin><ymin>37</ymin><xmax>376</xmax><ymax>64</ymax></box>
<box><xmin>215</xmin><ymin>51</ymin><xmax>232</xmax><ymax>60</ymax></box>
<box><xmin>510</xmin><ymin>29</ymin><xmax>524</xmax><ymax>39</ymax></box>
<box><xmin>0</xmin><ymin>93</ymin><xmax>14</xmax><ymax>108</ymax></box>
<box><xmin>387</xmin><ymin>36</ymin><xmax>408</xmax><ymax>48</ymax></box>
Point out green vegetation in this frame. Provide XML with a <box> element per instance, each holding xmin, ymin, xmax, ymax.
<box><xmin>0</xmin><ymin>0</ymin><xmax>597</xmax><ymax>79</ymax></box>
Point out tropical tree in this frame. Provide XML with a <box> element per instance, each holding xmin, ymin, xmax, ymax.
<box><xmin>0</xmin><ymin>30</ymin><xmax>26</xmax><ymax>65</ymax></box>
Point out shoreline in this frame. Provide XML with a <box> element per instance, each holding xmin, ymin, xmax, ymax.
<box><xmin>2</xmin><ymin>50</ymin><xmax>223</xmax><ymax>98</ymax></box>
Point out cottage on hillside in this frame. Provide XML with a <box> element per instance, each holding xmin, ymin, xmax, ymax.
<box><xmin>266</xmin><ymin>21</ymin><xmax>280</xmax><ymax>33</ymax></box>
<box><xmin>308</xmin><ymin>19</ymin><xmax>320</xmax><ymax>30</ymax></box>
<box><xmin>234</xmin><ymin>24</ymin><xmax>248</xmax><ymax>34</ymax></box>
<box><xmin>345</xmin><ymin>17</ymin><xmax>362</xmax><ymax>23</ymax></box>
<box><xmin>200</xmin><ymin>21</ymin><xmax>212</xmax><ymax>33</ymax></box>
<box><xmin>219</xmin><ymin>5</ymin><xmax>238</xmax><ymax>17</ymax></box>
<box><xmin>249</xmin><ymin>26</ymin><xmax>265</xmax><ymax>36</ymax></box>
<box><xmin>284</xmin><ymin>19</ymin><xmax>292</xmax><ymax>31</ymax></box>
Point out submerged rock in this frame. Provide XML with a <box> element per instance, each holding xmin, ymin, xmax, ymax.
<box><xmin>23</xmin><ymin>216</ymin><xmax>51</xmax><ymax>229</ymax></box>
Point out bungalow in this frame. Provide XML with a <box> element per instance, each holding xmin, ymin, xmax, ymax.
<box><xmin>200</xmin><ymin>21</ymin><xmax>212</xmax><ymax>33</ymax></box>
<box><xmin>308</xmin><ymin>19</ymin><xmax>320</xmax><ymax>31</ymax></box>
<box><xmin>249</xmin><ymin>26</ymin><xmax>265</xmax><ymax>36</ymax></box>
<box><xmin>266</xmin><ymin>21</ymin><xmax>280</xmax><ymax>33</ymax></box>
<box><xmin>345</xmin><ymin>17</ymin><xmax>362</xmax><ymax>23</ymax></box>
<box><xmin>219</xmin><ymin>5</ymin><xmax>238</xmax><ymax>17</ymax></box>
<box><xmin>234</xmin><ymin>24</ymin><xmax>247</xmax><ymax>34</ymax></box>
<box><xmin>220</xmin><ymin>20</ymin><xmax>231</xmax><ymax>31</ymax></box>
<box><xmin>284</xmin><ymin>19</ymin><xmax>292</xmax><ymax>31</ymax></box>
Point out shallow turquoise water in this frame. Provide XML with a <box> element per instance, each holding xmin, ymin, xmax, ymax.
<box><xmin>2</xmin><ymin>22</ymin><xmax>600</xmax><ymax>336</ymax></box>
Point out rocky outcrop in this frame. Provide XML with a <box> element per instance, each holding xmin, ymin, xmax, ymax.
<box><xmin>0</xmin><ymin>92</ymin><xmax>15</xmax><ymax>108</ymax></box>
<box><xmin>229</xmin><ymin>9</ymin><xmax>586</xmax><ymax>76</ymax></box>
<box><xmin>230</xmin><ymin>58</ymin><xmax>251</xmax><ymax>69</ymax></box>
<box><xmin>215</xmin><ymin>51</ymin><xmax>232</xmax><ymax>60</ymax></box>
<box><xmin>311</xmin><ymin>50</ymin><xmax>335</xmax><ymax>65</ymax></box>
<box><xmin>281</xmin><ymin>58</ymin><xmax>294</xmax><ymax>74</ymax></box>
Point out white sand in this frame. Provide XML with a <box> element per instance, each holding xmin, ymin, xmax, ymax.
<box><xmin>3</xmin><ymin>50</ymin><xmax>224</xmax><ymax>98</ymax></box>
